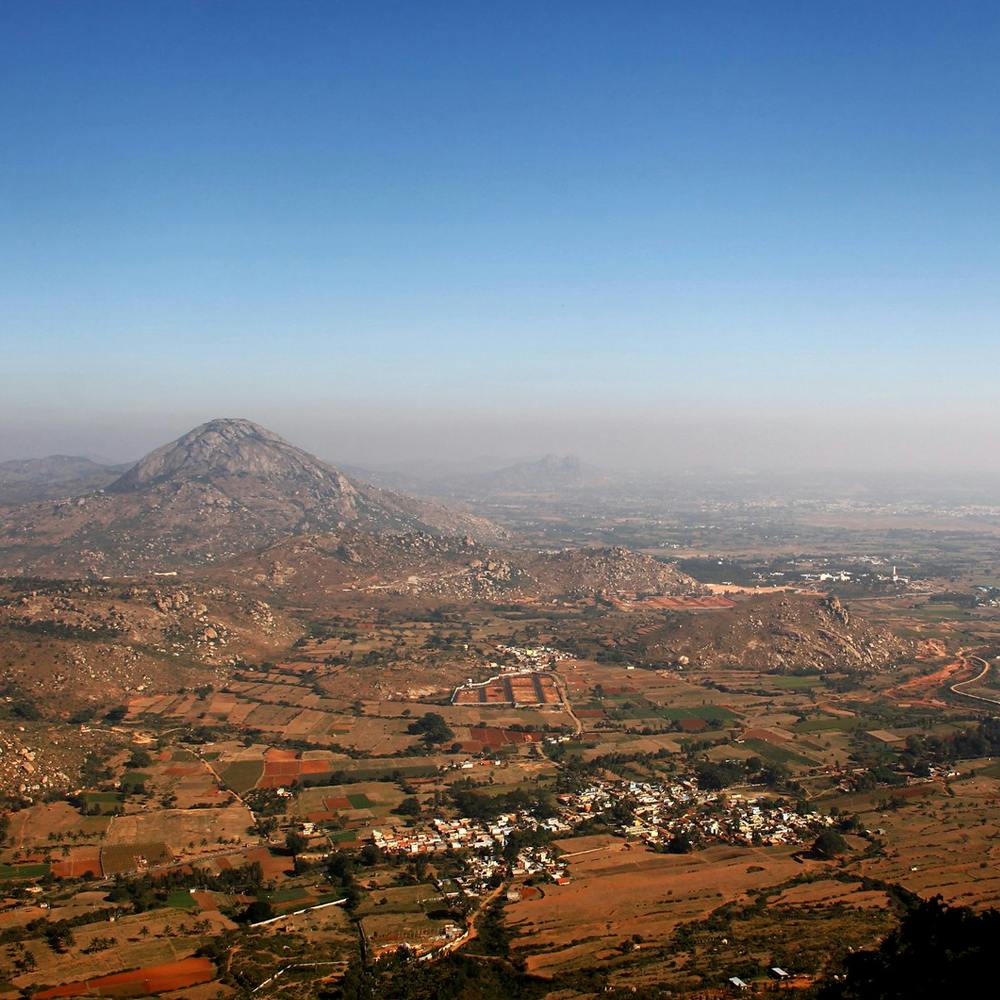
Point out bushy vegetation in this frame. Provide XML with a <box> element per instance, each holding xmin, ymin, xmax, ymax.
<box><xmin>449</xmin><ymin>781</ymin><xmax>557</xmax><ymax>821</ymax></box>
<box><xmin>818</xmin><ymin>897</ymin><xmax>1000</xmax><ymax>999</ymax></box>
<box><xmin>406</xmin><ymin>712</ymin><xmax>455</xmax><ymax>745</ymax></box>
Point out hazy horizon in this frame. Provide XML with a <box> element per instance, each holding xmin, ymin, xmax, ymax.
<box><xmin>3</xmin><ymin>2</ymin><xmax>998</xmax><ymax>477</ymax></box>
<box><xmin>4</xmin><ymin>407</ymin><xmax>1000</xmax><ymax>481</ymax></box>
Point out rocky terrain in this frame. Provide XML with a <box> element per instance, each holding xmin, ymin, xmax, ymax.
<box><xmin>0</xmin><ymin>578</ymin><xmax>298</xmax><ymax>714</ymax></box>
<box><xmin>521</xmin><ymin>545</ymin><xmax>700</xmax><ymax>599</ymax></box>
<box><xmin>633</xmin><ymin>593</ymin><xmax>910</xmax><ymax>672</ymax></box>
<box><xmin>0</xmin><ymin>419</ymin><xmax>503</xmax><ymax>576</ymax></box>
<box><xmin>214</xmin><ymin>529</ymin><xmax>704</xmax><ymax>606</ymax></box>
<box><xmin>0</xmin><ymin>455</ymin><xmax>126</xmax><ymax>504</ymax></box>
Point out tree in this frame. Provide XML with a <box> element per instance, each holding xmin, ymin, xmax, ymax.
<box><xmin>406</xmin><ymin>712</ymin><xmax>455</xmax><ymax>746</ymax></box>
<box><xmin>243</xmin><ymin>898</ymin><xmax>274</xmax><ymax>924</ymax></box>
<box><xmin>695</xmin><ymin>760</ymin><xmax>744</xmax><ymax>790</ymax></box>
<box><xmin>127</xmin><ymin>748</ymin><xmax>153</xmax><ymax>769</ymax></box>
<box><xmin>812</xmin><ymin>828</ymin><xmax>848</xmax><ymax>859</ymax></box>
<box><xmin>667</xmin><ymin>831</ymin><xmax>693</xmax><ymax>854</ymax></box>
<box><xmin>44</xmin><ymin>924</ymin><xmax>75</xmax><ymax>953</ymax></box>
<box><xmin>285</xmin><ymin>830</ymin><xmax>308</xmax><ymax>856</ymax></box>
<box><xmin>326</xmin><ymin>850</ymin><xmax>356</xmax><ymax>884</ymax></box>
<box><xmin>819</xmin><ymin>897</ymin><xmax>1000</xmax><ymax>999</ymax></box>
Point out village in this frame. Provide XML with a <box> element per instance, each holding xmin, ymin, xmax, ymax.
<box><xmin>369</xmin><ymin>777</ymin><xmax>833</xmax><ymax>898</ymax></box>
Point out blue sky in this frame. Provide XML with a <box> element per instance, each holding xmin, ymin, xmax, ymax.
<box><xmin>2</xmin><ymin>1</ymin><xmax>998</xmax><ymax>469</ymax></box>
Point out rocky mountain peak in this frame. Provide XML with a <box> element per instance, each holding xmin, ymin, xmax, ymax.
<box><xmin>108</xmin><ymin>418</ymin><xmax>344</xmax><ymax>492</ymax></box>
<box><xmin>0</xmin><ymin>419</ymin><xmax>504</xmax><ymax>575</ymax></box>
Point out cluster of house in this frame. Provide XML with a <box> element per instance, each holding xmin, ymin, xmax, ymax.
<box><xmin>463</xmin><ymin>643</ymin><xmax>571</xmax><ymax>681</ymax></box>
<box><xmin>371</xmin><ymin>812</ymin><xmax>572</xmax><ymax>858</ymax></box>
<box><xmin>560</xmin><ymin>779</ymin><xmax>832</xmax><ymax>849</ymax></box>
<box><xmin>452</xmin><ymin>844</ymin><xmax>569</xmax><ymax>896</ymax></box>
<box><xmin>511</xmin><ymin>844</ymin><xmax>568</xmax><ymax>881</ymax></box>
<box><xmin>496</xmin><ymin>643</ymin><xmax>571</xmax><ymax>664</ymax></box>
<box><xmin>371</xmin><ymin>777</ymin><xmax>830</xmax><ymax>901</ymax></box>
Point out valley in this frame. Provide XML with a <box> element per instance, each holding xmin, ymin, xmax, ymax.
<box><xmin>1</xmin><ymin>422</ymin><xmax>999</xmax><ymax>999</ymax></box>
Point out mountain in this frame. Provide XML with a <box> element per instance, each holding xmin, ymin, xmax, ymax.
<box><xmin>0</xmin><ymin>419</ymin><xmax>503</xmax><ymax>577</ymax></box>
<box><xmin>632</xmin><ymin>593</ymin><xmax>909</xmax><ymax>672</ymax></box>
<box><xmin>339</xmin><ymin>454</ymin><xmax>606</xmax><ymax>498</ymax></box>
<box><xmin>462</xmin><ymin>454</ymin><xmax>605</xmax><ymax>494</ymax></box>
<box><xmin>0</xmin><ymin>455</ymin><xmax>126</xmax><ymax>504</ymax></box>
<box><xmin>212</xmin><ymin>529</ymin><xmax>704</xmax><ymax>606</ymax></box>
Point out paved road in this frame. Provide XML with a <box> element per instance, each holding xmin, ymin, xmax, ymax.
<box><xmin>950</xmin><ymin>655</ymin><xmax>1000</xmax><ymax>708</ymax></box>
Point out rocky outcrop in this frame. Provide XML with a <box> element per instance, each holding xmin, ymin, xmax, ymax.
<box><xmin>215</xmin><ymin>530</ymin><xmax>703</xmax><ymax>606</ymax></box>
<box><xmin>635</xmin><ymin>593</ymin><xmax>908</xmax><ymax>673</ymax></box>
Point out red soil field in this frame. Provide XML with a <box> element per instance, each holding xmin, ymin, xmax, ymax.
<box><xmin>50</xmin><ymin>850</ymin><xmax>102</xmax><ymax>879</ymax></box>
<box><xmin>453</xmin><ymin>672</ymin><xmax>560</xmax><ymax>706</ymax></box>
<box><xmin>678</xmin><ymin>718</ymin><xmax>707</xmax><ymax>732</ymax></box>
<box><xmin>256</xmin><ymin>755</ymin><xmax>337</xmax><ymax>788</ymax></box>
<box><xmin>163</xmin><ymin>765</ymin><xmax>202</xmax><ymax>777</ymax></box>
<box><xmin>465</xmin><ymin>726</ymin><xmax>543</xmax><ymax>750</ymax></box>
<box><xmin>35</xmin><ymin>957</ymin><xmax>215</xmax><ymax>998</ymax></box>
<box><xmin>890</xmin><ymin>657</ymin><xmax>972</xmax><ymax>706</ymax></box>
<box><xmin>216</xmin><ymin>846</ymin><xmax>293</xmax><ymax>880</ymax></box>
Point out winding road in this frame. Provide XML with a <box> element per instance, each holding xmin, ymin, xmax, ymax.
<box><xmin>949</xmin><ymin>654</ymin><xmax>1000</xmax><ymax>708</ymax></box>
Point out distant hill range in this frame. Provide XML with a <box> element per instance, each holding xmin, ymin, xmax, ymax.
<box><xmin>0</xmin><ymin>419</ymin><xmax>504</xmax><ymax>577</ymax></box>
<box><xmin>0</xmin><ymin>455</ymin><xmax>129</xmax><ymax>504</ymax></box>
<box><xmin>348</xmin><ymin>453</ymin><xmax>608</xmax><ymax>497</ymax></box>
<box><xmin>463</xmin><ymin>454</ymin><xmax>606</xmax><ymax>494</ymax></box>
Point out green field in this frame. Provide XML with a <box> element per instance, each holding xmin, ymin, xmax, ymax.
<box><xmin>741</xmin><ymin>738</ymin><xmax>817</xmax><ymax>767</ymax></box>
<box><xmin>165</xmin><ymin>887</ymin><xmax>198</xmax><ymax>909</ymax></box>
<box><xmin>329</xmin><ymin>828</ymin><xmax>363</xmax><ymax>844</ymax></box>
<box><xmin>770</xmin><ymin>675</ymin><xmax>822</xmax><ymax>690</ymax></box>
<box><xmin>614</xmin><ymin>703</ymin><xmax>741</xmax><ymax>723</ymax></box>
<box><xmin>795</xmin><ymin>716</ymin><xmax>870</xmax><ymax>733</ymax></box>
<box><xmin>219</xmin><ymin>759</ymin><xmax>265</xmax><ymax>793</ymax></box>
<box><xmin>0</xmin><ymin>862</ymin><xmax>50</xmax><ymax>881</ymax></box>
<box><xmin>266</xmin><ymin>885</ymin><xmax>309</xmax><ymax>904</ymax></box>
<box><xmin>80</xmin><ymin>791</ymin><xmax>123</xmax><ymax>813</ymax></box>
<box><xmin>345</xmin><ymin>763</ymin><xmax>438</xmax><ymax>780</ymax></box>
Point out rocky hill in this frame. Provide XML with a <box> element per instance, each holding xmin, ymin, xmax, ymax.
<box><xmin>0</xmin><ymin>419</ymin><xmax>503</xmax><ymax>576</ymax></box>
<box><xmin>0</xmin><ymin>578</ymin><xmax>297</xmax><ymax>712</ymax></box>
<box><xmin>214</xmin><ymin>529</ymin><xmax>704</xmax><ymax>606</ymax></box>
<box><xmin>0</xmin><ymin>455</ymin><xmax>125</xmax><ymax>504</ymax></box>
<box><xmin>633</xmin><ymin>593</ymin><xmax>909</xmax><ymax>672</ymax></box>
